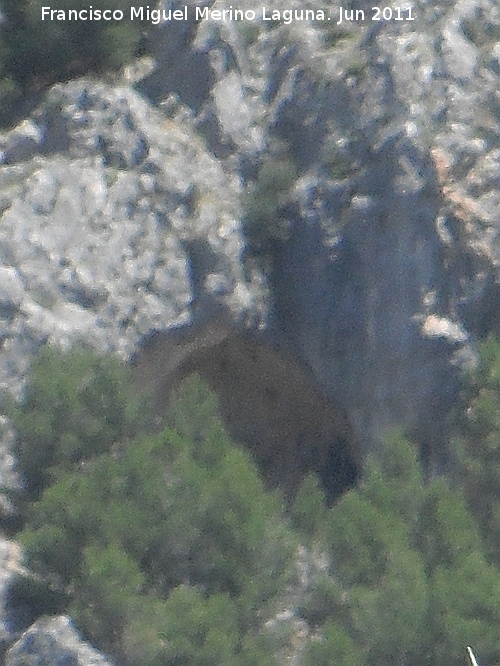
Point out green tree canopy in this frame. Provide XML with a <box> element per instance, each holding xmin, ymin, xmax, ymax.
<box><xmin>295</xmin><ymin>430</ymin><xmax>500</xmax><ymax>666</ymax></box>
<box><xmin>11</xmin><ymin>342</ymin><xmax>500</xmax><ymax>666</ymax></box>
<box><xmin>452</xmin><ymin>336</ymin><xmax>500</xmax><ymax>562</ymax></box>
<box><xmin>14</xmin><ymin>350</ymin><xmax>295</xmax><ymax>666</ymax></box>
<box><xmin>7</xmin><ymin>345</ymin><xmax>152</xmax><ymax>501</ymax></box>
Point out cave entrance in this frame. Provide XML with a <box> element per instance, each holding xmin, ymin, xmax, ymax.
<box><xmin>134</xmin><ymin>323</ymin><xmax>359</xmax><ymax>503</ymax></box>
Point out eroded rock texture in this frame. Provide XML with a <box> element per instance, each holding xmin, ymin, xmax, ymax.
<box><xmin>0</xmin><ymin>0</ymin><xmax>499</xmax><ymax>499</ymax></box>
<box><xmin>5</xmin><ymin>616</ymin><xmax>113</xmax><ymax>666</ymax></box>
<box><xmin>132</xmin><ymin>0</ymin><xmax>500</xmax><ymax>474</ymax></box>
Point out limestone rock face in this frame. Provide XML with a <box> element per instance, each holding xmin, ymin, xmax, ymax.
<box><xmin>132</xmin><ymin>0</ymin><xmax>500</xmax><ymax>472</ymax></box>
<box><xmin>5</xmin><ymin>616</ymin><xmax>113</xmax><ymax>666</ymax></box>
<box><xmin>0</xmin><ymin>0</ymin><xmax>500</xmax><ymax>498</ymax></box>
<box><xmin>0</xmin><ymin>79</ymin><xmax>264</xmax><ymax>502</ymax></box>
<box><xmin>0</xmin><ymin>80</ymin><xmax>260</xmax><ymax>372</ymax></box>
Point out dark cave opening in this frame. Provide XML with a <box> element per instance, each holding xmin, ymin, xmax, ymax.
<box><xmin>134</xmin><ymin>323</ymin><xmax>360</xmax><ymax>504</ymax></box>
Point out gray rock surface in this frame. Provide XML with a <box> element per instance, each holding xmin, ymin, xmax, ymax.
<box><xmin>138</xmin><ymin>0</ymin><xmax>500</xmax><ymax>468</ymax></box>
<box><xmin>0</xmin><ymin>538</ymin><xmax>29</xmax><ymax>647</ymax></box>
<box><xmin>0</xmin><ymin>78</ymin><xmax>263</xmax><ymax>398</ymax></box>
<box><xmin>0</xmin><ymin>0</ymin><xmax>499</xmax><ymax>491</ymax></box>
<box><xmin>0</xmin><ymin>80</ymin><xmax>262</xmax><ymax>520</ymax></box>
<box><xmin>5</xmin><ymin>616</ymin><xmax>113</xmax><ymax>666</ymax></box>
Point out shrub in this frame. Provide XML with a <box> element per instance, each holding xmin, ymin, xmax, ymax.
<box><xmin>243</xmin><ymin>155</ymin><xmax>298</xmax><ymax>258</ymax></box>
<box><xmin>14</xmin><ymin>350</ymin><xmax>294</xmax><ymax>666</ymax></box>
<box><xmin>7</xmin><ymin>345</ymin><xmax>151</xmax><ymax>501</ymax></box>
<box><xmin>14</xmin><ymin>342</ymin><xmax>500</xmax><ymax>666</ymax></box>
<box><xmin>452</xmin><ymin>336</ymin><xmax>500</xmax><ymax>560</ymax></box>
<box><xmin>302</xmin><ymin>622</ymin><xmax>364</xmax><ymax>666</ymax></box>
<box><xmin>295</xmin><ymin>431</ymin><xmax>500</xmax><ymax>666</ymax></box>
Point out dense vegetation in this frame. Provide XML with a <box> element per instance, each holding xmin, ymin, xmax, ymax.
<box><xmin>0</xmin><ymin>0</ymin><xmax>146</xmax><ymax>125</ymax></box>
<box><xmin>8</xmin><ymin>340</ymin><xmax>500</xmax><ymax>666</ymax></box>
<box><xmin>9</xmin><ymin>350</ymin><xmax>295</xmax><ymax>666</ymax></box>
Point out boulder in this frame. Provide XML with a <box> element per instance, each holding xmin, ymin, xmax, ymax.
<box><xmin>5</xmin><ymin>616</ymin><xmax>113</xmax><ymax>666</ymax></box>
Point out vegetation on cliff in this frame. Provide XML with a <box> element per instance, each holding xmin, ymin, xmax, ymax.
<box><xmin>8</xmin><ymin>340</ymin><xmax>500</xmax><ymax>666</ymax></box>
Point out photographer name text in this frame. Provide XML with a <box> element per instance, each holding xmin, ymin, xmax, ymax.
<box><xmin>41</xmin><ymin>5</ymin><xmax>416</xmax><ymax>25</ymax></box>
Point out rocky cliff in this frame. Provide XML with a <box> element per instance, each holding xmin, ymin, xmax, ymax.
<box><xmin>0</xmin><ymin>0</ymin><xmax>500</xmax><ymax>660</ymax></box>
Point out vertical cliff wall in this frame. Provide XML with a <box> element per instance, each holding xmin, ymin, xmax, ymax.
<box><xmin>0</xmin><ymin>0</ymin><xmax>500</xmax><ymax>499</ymax></box>
<box><xmin>135</xmin><ymin>0</ymin><xmax>498</xmax><ymax>471</ymax></box>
